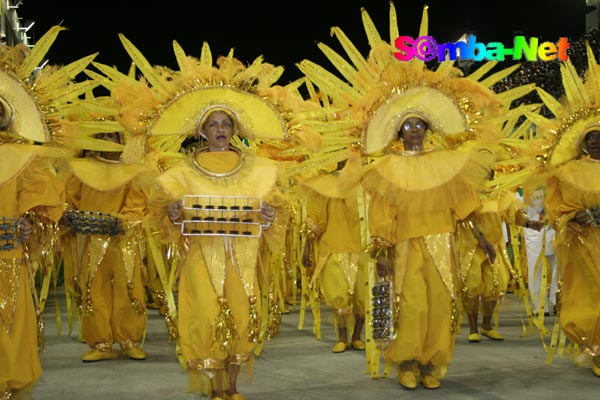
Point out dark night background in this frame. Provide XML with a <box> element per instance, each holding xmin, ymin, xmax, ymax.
<box><xmin>16</xmin><ymin>0</ymin><xmax>588</xmax><ymax>85</ymax></box>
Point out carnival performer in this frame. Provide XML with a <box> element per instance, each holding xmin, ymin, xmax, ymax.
<box><xmin>157</xmin><ymin>107</ymin><xmax>283</xmax><ymax>400</ymax></box>
<box><xmin>458</xmin><ymin>179</ymin><xmax>542</xmax><ymax>343</ymax></box>
<box><xmin>62</xmin><ymin>130</ymin><xmax>151</xmax><ymax>362</ymax></box>
<box><xmin>363</xmin><ymin>114</ymin><xmax>496</xmax><ymax>390</ymax></box>
<box><xmin>527</xmin><ymin>42</ymin><xmax>600</xmax><ymax>377</ymax></box>
<box><xmin>301</xmin><ymin>148</ymin><xmax>367</xmax><ymax>353</ymax></box>
<box><xmin>0</xmin><ymin>26</ymin><xmax>100</xmax><ymax>399</ymax></box>
<box><xmin>296</xmin><ymin>3</ymin><xmax>536</xmax><ymax>390</ymax></box>
<box><xmin>89</xmin><ymin>32</ymin><xmax>343</xmax><ymax>398</ymax></box>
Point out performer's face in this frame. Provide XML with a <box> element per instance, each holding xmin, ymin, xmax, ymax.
<box><xmin>200</xmin><ymin>110</ymin><xmax>235</xmax><ymax>152</ymax></box>
<box><xmin>585</xmin><ymin>130</ymin><xmax>600</xmax><ymax>160</ymax></box>
<box><xmin>399</xmin><ymin>117</ymin><xmax>427</xmax><ymax>150</ymax></box>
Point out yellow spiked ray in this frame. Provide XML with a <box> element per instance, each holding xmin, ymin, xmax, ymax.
<box><xmin>17</xmin><ymin>25</ymin><xmax>66</xmax><ymax>80</ymax></box>
<box><xmin>531</xmin><ymin>41</ymin><xmax>600</xmax><ymax>167</ymax></box>
<box><xmin>118</xmin><ymin>33</ymin><xmax>170</xmax><ymax>99</ymax></box>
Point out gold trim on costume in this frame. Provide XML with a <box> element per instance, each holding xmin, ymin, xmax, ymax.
<box><xmin>187</xmin><ymin>357</ymin><xmax>226</xmax><ymax>371</ymax></box>
<box><xmin>0</xmin><ymin>258</ymin><xmax>20</xmax><ymax>334</ymax></box>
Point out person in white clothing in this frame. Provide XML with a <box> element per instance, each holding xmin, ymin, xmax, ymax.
<box><xmin>517</xmin><ymin>187</ymin><xmax>558</xmax><ymax>316</ymax></box>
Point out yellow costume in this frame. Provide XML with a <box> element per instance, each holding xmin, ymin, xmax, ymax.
<box><xmin>153</xmin><ymin>148</ymin><xmax>286</xmax><ymax>377</ymax></box>
<box><xmin>0</xmin><ymin>26</ymin><xmax>109</xmax><ymax>397</ymax></box>
<box><xmin>458</xmin><ymin>190</ymin><xmax>527</xmax><ymax>340</ymax></box>
<box><xmin>524</xmin><ymin>42</ymin><xmax>600</xmax><ymax>374</ymax></box>
<box><xmin>362</xmin><ymin>149</ymin><xmax>491</xmax><ymax>372</ymax></box>
<box><xmin>0</xmin><ymin>145</ymin><xmax>64</xmax><ymax>396</ymax></box>
<box><xmin>301</xmin><ymin>169</ymin><xmax>367</xmax><ymax>351</ymax></box>
<box><xmin>64</xmin><ymin>158</ymin><xmax>150</xmax><ymax>358</ymax></box>
<box><xmin>546</xmin><ymin>158</ymin><xmax>600</xmax><ymax>368</ymax></box>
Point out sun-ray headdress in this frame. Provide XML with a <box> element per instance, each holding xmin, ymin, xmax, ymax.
<box><xmin>85</xmin><ymin>35</ymin><xmax>337</xmax><ymax>170</ymax></box>
<box><xmin>0</xmin><ymin>26</ymin><xmax>123</xmax><ymax>154</ymax></box>
<box><xmin>526</xmin><ymin>42</ymin><xmax>600</xmax><ymax>168</ymax></box>
<box><xmin>293</xmin><ymin>3</ymin><xmax>545</xmax><ymax>194</ymax></box>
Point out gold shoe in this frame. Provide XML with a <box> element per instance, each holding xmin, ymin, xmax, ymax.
<box><xmin>82</xmin><ymin>348</ymin><xmax>120</xmax><ymax>362</ymax></box>
<box><xmin>397</xmin><ymin>370</ymin><xmax>417</xmax><ymax>390</ymax></box>
<box><xmin>332</xmin><ymin>341</ymin><xmax>348</xmax><ymax>353</ymax></box>
<box><xmin>468</xmin><ymin>333</ymin><xmax>481</xmax><ymax>342</ymax></box>
<box><xmin>227</xmin><ymin>394</ymin><xmax>247</xmax><ymax>400</ymax></box>
<box><xmin>420</xmin><ymin>374</ymin><xmax>441</xmax><ymax>390</ymax></box>
<box><xmin>124</xmin><ymin>346</ymin><xmax>147</xmax><ymax>360</ymax></box>
<box><xmin>480</xmin><ymin>328</ymin><xmax>504</xmax><ymax>341</ymax></box>
<box><xmin>12</xmin><ymin>388</ymin><xmax>34</xmax><ymax>400</ymax></box>
<box><xmin>351</xmin><ymin>339</ymin><xmax>366</xmax><ymax>350</ymax></box>
<box><xmin>593</xmin><ymin>356</ymin><xmax>600</xmax><ymax>377</ymax></box>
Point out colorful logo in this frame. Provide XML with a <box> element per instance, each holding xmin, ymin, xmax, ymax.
<box><xmin>394</xmin><ymin>35</ymin><xmax>570</xmax><ymax>62</ymax></box>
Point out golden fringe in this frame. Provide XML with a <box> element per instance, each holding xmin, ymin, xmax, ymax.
<box><xmin>127</xmin><ymin>282</ymin><xmax>146</xmax><ymax>315</ymax></box>
<box><xmin>247</xmin><ymin>296</ymin><xmax>260</xmax><ymax>343</ymax></box>
<box><xmin>266</xmin><ymin>293</ymin><xmax>282</xmax><ymax>339</ymax></box>
<box><xmin>164</xmin><ymin>309</ymin><xmax>179</xmax><ymax>343</ymax></box>
<box><xmin>212</xmin><ymin>297</ymin><xmax>238</xmax><ymax>355</ymax></box>
<box><xmin>83</xmin><ymin>280</ymin><xmax>94</xmax><ymax>316</ymax></box>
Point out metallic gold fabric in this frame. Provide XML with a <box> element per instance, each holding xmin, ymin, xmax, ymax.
<box><xmin>0</xmin><ymin>259</ymin><xmax>19</xmax><ymax>334</ymax></box>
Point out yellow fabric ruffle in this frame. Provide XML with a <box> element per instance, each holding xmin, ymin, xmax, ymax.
<box><xmin>68</xmin><ymin>158</ymin><xmax>148</xmax><ymax>192</ymax></box>
<box><xmin>362</xmin><ymin>149</ymin><xmax>492</xmax><ymax>215</ymax></box>
<box><xmin>0</xmin><ymin>144</ymin><xmax>37</xmax><ymax>185</ymax></box>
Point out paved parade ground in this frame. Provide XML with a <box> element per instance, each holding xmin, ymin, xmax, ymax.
<box><xmin>33</xmin><ymin>290</ymin><xmax>597</xmax><ymax>400</ymax></box>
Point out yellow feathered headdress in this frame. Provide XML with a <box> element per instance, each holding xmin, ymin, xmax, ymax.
<box><xmin>527</xmin><ymin>42</ymin><xmax>600</xmax><ymax>167</ymax></box>
<box><xmin>0</xmin><ymin>26</ymin><xmax>123</xmax><ymax>154</ymax></box>
<box><xmin>86</xmin><ymin>35</ymin><xmax>333</xmax><ymax>168</ymax></box>
<box><xmin>296</xmin><ymin>3</ymin><xmax>537</xmax><ymax>157</ymax></box>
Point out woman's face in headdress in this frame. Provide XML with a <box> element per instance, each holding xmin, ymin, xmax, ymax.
<box><xmin>200</xmin><ymin>110</ymin><xmax>235</xmax><ymax>152</ymax></box>
<box><xmin>398</xmin><ymin>116</ymin><xmax>428</xmax><ymax>150</ymax></box>
<box><xmin>584</xmin><ymin>129</ymin><xmax>600</xmax><ymax>160</ymax></box>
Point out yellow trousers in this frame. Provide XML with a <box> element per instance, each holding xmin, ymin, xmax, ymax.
<box><xmin>0</xmin><ymin>259</ymin><xmax>41</xmax><ymax>392</ymax></box>
<box><xmin>81</xmin><ymin>242</ymin><xmax>147</xmax><ymax>349</ymax></box>
<box><xmin>385</xmin><ymin>238</ymin><xmax>455</xmax><ymax>368</ymax></box>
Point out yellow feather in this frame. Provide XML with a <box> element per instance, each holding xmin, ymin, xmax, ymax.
<box><xmin>535</xmin><ymin>87</ymin><xmax>567</xmax><ymax>120</ymax></box>
<box><xmin>317</xmin><ymin>42</ymin><xmax>369</xmax><ymax>93</ymax></box>
<box><xmin>560</xmin><ymin>60</ymin><xmax>588</xmax><ymax>108</ymax></box>
<box><xmin>388</xmin><ymin>1</ymin><xmax>399</xmax><ymax>45</ymax></box>
<box><xmin>200</xmin><ymin>42</ymin><xmax>212</xmax><ymax>67</ymax></box>
<box><xmin>18</xmin><ymin>25</ymin><xmax>66</xmax><ymax>80</ymax></box>
<box><xmin>296</xmin><ymin>60</ymin><xmax>361</xmax><ymax>103</ymax></box>
<box><xmin>330</xmin><ymin>27</ymin><xmax>378</xmax><ymax>82</ymax></box>
<box><xmin>118</xmin><ymin>33</ymin><xmax>170</xmax><ymax>99</ymax></box>
<box><xmin>361</xmin><ymin>6</ymin><xmax>382</xmax><ymax>49</ymax></box>
<box><xmin>35</xmin><ymin>53</ymin><xmax>98</xmax><ymax>92</ymax></box>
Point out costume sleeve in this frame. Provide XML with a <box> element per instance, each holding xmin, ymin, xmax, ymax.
<box><xmin>303</xmin><ymin>189</ymin><xmax>328</xmax><ymax>239</ymax></box>
<box><xmin>262</xmin><ymin>185</ymin><xmax>289</xmax><ymax>253</ymax></box>
<box><xmin>367</xmin><ymin>193</ymin><xmax>397</xmax><ymax>244</ymax></box>
<box><xmin>545</xmin><ymin>175</ymin><xmax>579</xmax><ymax>226</ymax></box>
<box><xmin>18</xmin><ymin>156</ymin><xmax>65</xmax><ymax>223</ymax></box>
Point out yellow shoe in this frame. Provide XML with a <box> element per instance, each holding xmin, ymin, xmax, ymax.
<box><xmin>420</xmin><ymin>374</ymin><xmax>441</xmax><ymax>390</ymax></box>
<box><xmin>480</xmin><ymin>328</ymin><xmax>504</xmax><ymax>341</ymax></box>
<box><xmin>82</xmin><ymin>348</ymin><xmax>120</xmax><ymax>362</ymax></box>
<box><xmin>332</xmin><ymin>341</ymin><xmax>348</xmax><ymax>353</ymax></box>
<box><xmin>593</xmin><ymin>356</ymin><xmax>600</xmax><ymax>377</ymax></box>
<box><xmin>12</xmin><ymin>388</ymin><xmax>34</xmax><ymax>400</ymax></box>
<box><xmin>351</xmin><ymin>339</ymin><xmax>366</xmax><ymax>350</ymax></box>
<box><xmin>468</xmin><ymin>333</ymin><xmax>481</xmax><ymax>342</ymax></box>
<box><xmin>227</xmin><ymin>394</ymin><xmax>247</xmax><ymax>400</ymax></box>
<box><xmin>124</xmin><ymin>346</ymin><xmax>147</xmax><ymax>360</ymax></box>
<box><xmin>397</xmin><ymin>370</ymin><xmax>417</xmax><ymax>390</ymax></box>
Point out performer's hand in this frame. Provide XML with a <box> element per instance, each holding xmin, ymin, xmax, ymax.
<box><xmin>167</xmin><ymin>200</ymin><xmax>183</xmax><ymax>223</ymax></box>
<box><xmin>301</xmin><ymin>250</ymin><xmax>312</xmax><ymax>268</ymax></box>
<box><xmin>573</xmin><ymin>209</ymin><xmax>592</xmax><ymax>226</ymax></box>
<box><xmin>260</xmin><ymin>203</ymin><xmax>275</xmax><ymax>224</ymax></box>
<box><xmin>525</xmin><ymin>220</ymin><xmax>544</xmax><ymax>231</ymax></box>
<box><xmin>376</xmin><ymin>255</ymin><xmax>392</xmax><ymax>278</ymax></box>
<box><xmin>477</xmin><ymin>234</ymin><xmax>496</xmax><ymax>263</ymax></box>
<box><xmin>17</xmin><ymin>216</ymin><xmax>33</xmax><ymax>243</ymax></box>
